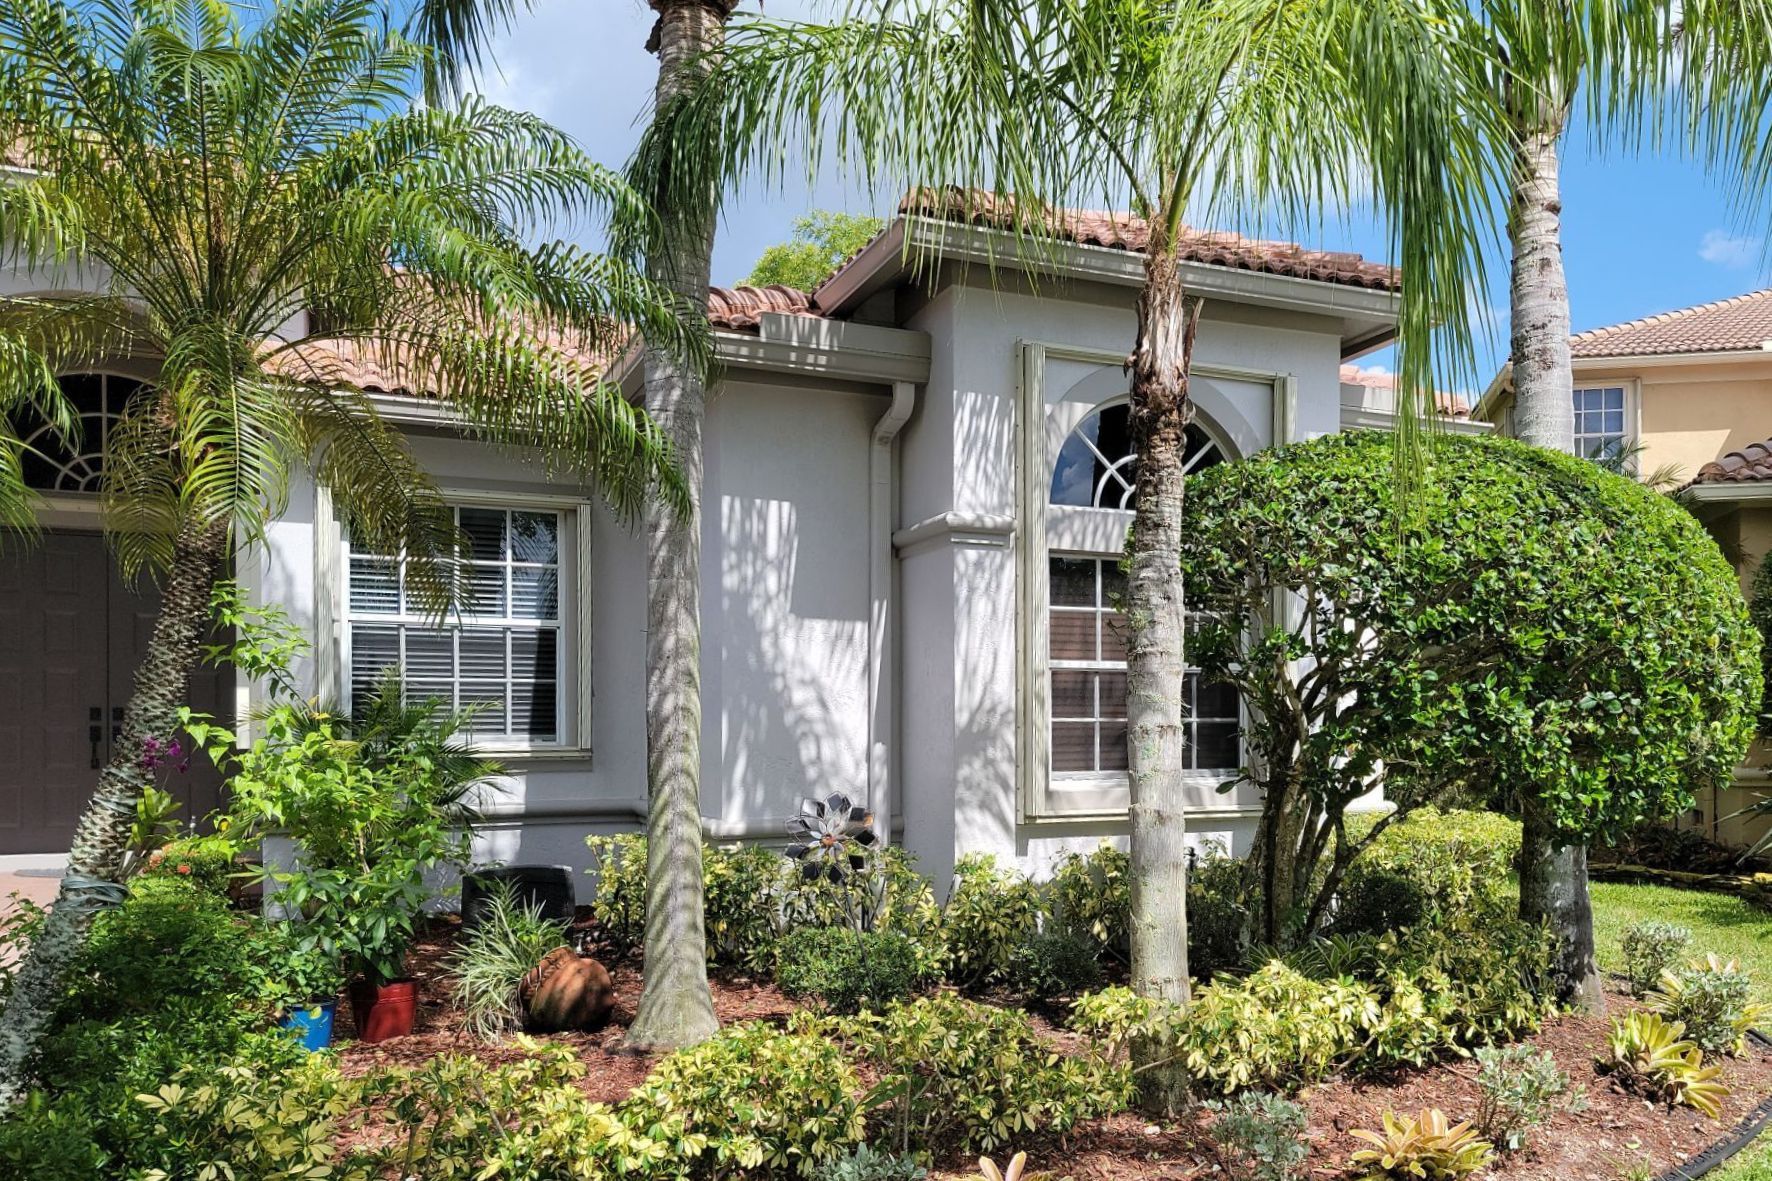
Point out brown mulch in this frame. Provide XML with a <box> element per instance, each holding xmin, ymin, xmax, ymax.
<box><xmin>331</xmin><ymin>920</ymin><xmax>1772</xmax><ymax>1181</ymax></box>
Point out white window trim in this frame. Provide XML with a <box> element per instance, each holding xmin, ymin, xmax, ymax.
<box><xmin>326</xmin><ymin>487</ymin><xmax>594</xmax><ymax>758</ymax></box>
<box><xmin>1571</xmin><ymin>381</ymin><xmax>1639</xmax><ymax>463</ymax></box>
<box><xmin>1016</xmin><ymin>341</ymin><xmax>1287</xmax><ymax>821</ymax></box>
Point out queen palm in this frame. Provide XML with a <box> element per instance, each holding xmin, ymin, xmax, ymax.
<box><xmin>0</xmin><ymin>0</ymin><xmax>698</xmax><ymax>1104</ymax></box>
<box><xmin>636</xmin><ymin>0</ymin><xmax>1498</xmax><ymax>1085</ymax></box>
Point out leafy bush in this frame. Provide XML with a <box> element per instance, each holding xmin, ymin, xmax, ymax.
<box><xmin>0</xmin><ymin>1093</ymin><xmax>108</xmax><ymax>1181</ymax></box>
<box><xmin>587</xmin><ymin>835</ymin><xmax>945</xmax><ymax>977</ymax></box>
<box><xmin>1049</xmin><ymin>843</ymin><xmax>1129</xmax><ymax>961</ymax></box>
<box><xmin>447</xmin><ymin>882</ymin><xmax>568</xmax><ymax>1040</ymax></box>
<box><xmin>1473</xmin><ymin>1045</ymin><xmax>1582</xmax><ymax>1151</ymax></box>
<box><xmin>1600</xmin><ymin>1012</ymin><xmax>1730</xmax><ymax>1117</ymax></box>
<box><xmin>1335</xmin><ymin>809</ymin><xmax>1521</xmax><ymax>936</ymax></box>
<box><xmin>1184</xmin><ymin>434</ymin><xmax>1760</xmax><ymax>946</ymax></box>
<box><xmin>1011</xmin><ymin>931</ymin><xmax>1103</xmax><ymax>1002</ymax></box>
<box><xmin>1649</xmin><ymin>954</ymin><xmax>1767</xmax><ymax>1056</ymax></box>
<box><xmin>257</xmin><ymin>922</ymin><xmax>345</xmax><ymax>1016</ymax></box>
<box><xmin>60</xmin><ymin>875</ymin><xmax>266</xmax><ymax>1021</ymax></box>
<box><xmin>812</xmin><ymin>1143</ymin><xmax>928</xmax><ymax>1181</ymax></box>
<box><xmin>624</xmin><ymin>1023</ymin><xmax>866</xmax><ymax>1176</ymax></box>
<box><xmin>140</xmin><ymin>830</ymin><xmax>241</xmax><ymax>896</ymax></box>
<box><xmin>1171</xmin><ymin>963</ymin><xmax>1375</xmax><ymax>1092</ymax></box>
<box><xmin>1622</xmin><ymin>920</ymin><xmax>1693</xmax><ymax>999</ymax></box>
<box><xmin>1205</xmin><ymin>1091</ymin><xmax>1309</xmax><ymax>1181</ymax></box>
<box><xmin>1348</xmin><ymin>1109</ymin><xmax>1493</xmax><ymax>1180</ymax></box>
<box><xmin>805</xmin><ymin>993</ymin><xmax>1129</xmax><ymax>1155</ymax></box>
<box><xmin>379</xmin><ymin>1041</ymin><xmax>700</xmax><ymax>1180</ymax></box>
<box><xmin>1189</xmin><ymin>850</ymin><xmax>1252</xmax><ymax>980</ymax></box>
<box><xmin>776</xmin><ymin>926</ymin><xmax>923</xmax><ymax>1014</ymax></box>
<box><xmin>941</xmin><ymin>854</ymin><xmax>1045</xmax><ymax>989</ymax></box>
<box><xmin>208</xmin><ymin>699</ymin><xmax>478</xmax><ymax>984</ymax></box>
<box><xmin>126</xmin><ymin>1058</ymin><xmax>374</xmax><ymax>1181</ymax></box>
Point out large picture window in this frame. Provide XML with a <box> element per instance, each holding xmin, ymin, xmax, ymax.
<box><xmin>345</xmin><ymin>504</ymin><xmax>567</xmax><ymax>745</ymax></box>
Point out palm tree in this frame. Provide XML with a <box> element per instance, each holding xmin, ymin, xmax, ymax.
<box><xmin>636</xmin><ymin>0</ymin><xmax>1501</xmax><ymax>1096</ymax></box>
<box><xmin>0</xmin><ymin>0</ymin><xmax>698</xmax><ymax>1105</ymax></box>
<box><xmin>623</xmin><ymin>0</ymin><xmax>740</xmax><ymax>1053</ymax></box>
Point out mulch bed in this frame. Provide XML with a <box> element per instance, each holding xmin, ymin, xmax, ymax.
<box><xmin>332</xmin><ymin>916</ymin><xmax>1772</xmax><ymax>1181</ymax></box>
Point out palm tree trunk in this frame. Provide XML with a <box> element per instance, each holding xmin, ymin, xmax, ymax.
<box><xmin>626</xmin><ymin>0</ymin><xmax>731</xmax><ymax>1052</ymax></box>
<box><xmin>1507</xmin><ymin>101</ymin><xmax>1604</xmax><ymax>1013</ymax></box>
<box><xmin>0</xmin><ymin>516</ymin><xmax>227</xmax><ymax>1109</ymax></box>
<box><xmin>1126</xmin><ymin>236</ymin><xmax>1199</xmax><ymax>1113</ymax></box>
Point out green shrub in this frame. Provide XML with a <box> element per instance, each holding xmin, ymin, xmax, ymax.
<box><xmin>140</xmin><ymin>831</ymin><xmax>242</xmax><ymax>896</ymax></box>
<box><xmin>1205</xmin><ymin>1091</ymin><xmax>1310</xmax><ymax>1181</ymax></box>
<box><xmin>812</xmin><ymin>1143</ymin><xmax>928</xmax><ymax>1181</ymax></box>
<box><xmin>0</xmin><ymin>1092</ymin><xmax>108</xmax><ymax>1181</ymax></box>
<box><xmin>776</xmin><ymin>926</ymin><xmax>923</xmax><ymax>1014</ymax></box>
<box><xmin>1473</xmin><ymin>1045</ymin><xmax>1582</xmax><ymax>1152</ymax></box>
<box><xmin>382</xmin><ymin>1042</ymin><xmax>701</xmax><ymax>1180</ymax></box>
<box><xmin>1189</xmin><ymin>850</ymin><xmax>1252</xmax><ymax>980</ymax></box>
<box><xmin>62</xmin><ymin>875</ymin><xmax>267</xmax><ymax>1020</ymax></box>
<box><xmin>1173</xmin><ymin>963</ymin><xmax>1375</xmax><ymax>1092</ymax></box>
<box><xmin>625</xmin><ymin>1023</ymin><xmax>866</xmax><ymax>1176</ymax></box>
<box><xmin>447</xmin><ymin>882</ymin><xmax>568</xmax><ymax>1041</ymax></box>
<box><xmin>1649</xmin><ymin>954</ymin><xmax>1767</xmax><ymax>1056</ymax></box>
<box><xmin>256</xmin><ymin>922</ymin><xmax>346</xmax><ymax>1017</ymax></box>
<box><xmin>588</xmin><ymin>835</ymin><xmax>945</xmax><ymax>977</ymax></box>
<box><xmin>941</xmin><ymin>854</ymin><xmax>1044</xmax><ymax>989</ymax></box>
<box><xmin>1049</xmin><ymin>844</ymin><xmax>1129</xmax><ymax>961</ymax></box>
<box><xmin>1010</xmin><ymin>931</ymin><xmax>1103</xmax><ymax>1002</ymax></box>
<box><xmin>1335</xmin><ymin>809</ymin><xmax>1520</xmax><ymax>936</ymax></box>
<box><xmin>805</xmin><ymin>993</ymin><xmax>1129</xmax><ymax>1154</ymax></box>
<box><xmin>1622</xmin><ymin>920</ymin><xmax>1694</xmax><ymax>998</ymax></box>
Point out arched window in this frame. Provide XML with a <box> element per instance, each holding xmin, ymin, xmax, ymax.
<box><xmin>18</xmin><ymin>373</ymin><xmax>145</xmax><ymax>493</ymax></box>
<box><xmin>1044</xmin><ymin>400</ymin><xmax>1238</xmax><ymax>778</ymax></box>
<box><xmin>1049</xmin><ymin>401</ymin><xmax>1226</xmax><ymax>509</ymax></box>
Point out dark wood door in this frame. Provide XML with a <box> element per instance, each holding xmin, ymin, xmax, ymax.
<box><xmin>0</xmin><ymin>532</ymin><xmax>226</xmax><ymax>855</ymax></box>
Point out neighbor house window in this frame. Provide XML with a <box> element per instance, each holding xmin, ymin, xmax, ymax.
<box><xmin>1572</xmin><ymin>386</ymin><xmax>1628</xmax><ymax>461</ymax></box>
<box><xmin>345</xmin><ymin>504</ymin><xmax>567</xmax><ymax>744</ymax></box>
<box><xmin>1045</xmin><ymin>402</ymin><xmax>1238</xmax><ymax>778</ymax></box>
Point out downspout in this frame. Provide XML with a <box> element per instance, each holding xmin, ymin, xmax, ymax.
<box><xmin>869</xmin><ymin>380</ymin><xmax>917</xmax><ymax>845</ymax></box>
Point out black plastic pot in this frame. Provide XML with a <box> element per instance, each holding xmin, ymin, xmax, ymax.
<box><xmin>460</xmin><ymin>864</ymin><xmax>576</xmax><ymax>931</ymax></box>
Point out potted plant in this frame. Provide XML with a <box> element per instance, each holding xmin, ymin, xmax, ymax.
<box><xmin>202</xmin><ymin>677</ymin><xmax>490</xmax><ymax>1044</ymax></box>
<box><xmin>261</xmin><ymin>925</ymin><xmax>346</xmax><ymax>1051</ymax></box>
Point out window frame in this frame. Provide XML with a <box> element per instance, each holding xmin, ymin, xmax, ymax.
<box><xmin>1571</xmin><ymin>383</ymin><xmax>1634</xmax><ymax>463</ymax></box>
<box><xmin>1017</xmin><ymin>342</ymin><xmax>1283</xmax><ymax>821</ymax></box>
<box><xmin>334</xmin><ymin>489</ymin><xmax>592</xmax><ymax>756</ymax></box>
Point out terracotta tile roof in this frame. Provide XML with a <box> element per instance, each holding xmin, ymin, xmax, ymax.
<box><xmin>267</xmin><ymin>285</ymin><xmax>816</xmax><ymax>396</ymax></box>
<box><xmin>892</xmin><ymin>189</ymin><xmax>1400</xmax><ymax>293</ymax></box>
<box><xmin>1571</xmin><ymin>289</ymin><xmax>1772</xmax><ymax>358</ymax></box>
<box><xmin>705</xmin><ymin>284</ymin><xmax>822</xmax><ymax>331</ymax></box>
<box><xmin>1694</xmin><ymin>438</ymin><xmax>1772</xmax><ymax>484</ymax></box>
<box><xmin>1339</xmin><ymin>363</ymin><xmax>1470</xmax><ymax>418</ymax></box>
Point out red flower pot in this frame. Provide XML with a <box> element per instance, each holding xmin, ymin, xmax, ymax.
<box><xmin>348</xmin><ymin>978</ymin><xmax>417</xmax><ymax>1043</ymax></box>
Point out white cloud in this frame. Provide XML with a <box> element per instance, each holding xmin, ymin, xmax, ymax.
<box><xmin>1699</xmin><ymin>229</ymin><xmax>1760</xmax><ymax>268</ymax></box>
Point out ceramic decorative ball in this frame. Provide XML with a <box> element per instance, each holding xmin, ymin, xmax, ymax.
<box><xmin>519</xmin><ymin>947</ymin><xmax>615</xmax><ymax>1032</ymax></box>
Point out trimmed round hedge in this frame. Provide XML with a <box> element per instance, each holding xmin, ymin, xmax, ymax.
<box><xmin>1180</xmin><ymin>431</ymin><xmax>1760</xmax><ymax>842</ymax></box>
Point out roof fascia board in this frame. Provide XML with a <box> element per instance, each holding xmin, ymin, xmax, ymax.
<box><xmin>1684</xmin><ymin>482</ymin><xmax>1772</xmax><ymax>504</ymax></box>
<box><xmin>614</xmin><ymin>315</ymin><xmax>931</xmax><ymax>396</ymax></box>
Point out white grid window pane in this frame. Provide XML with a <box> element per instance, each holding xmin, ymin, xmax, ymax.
<box><xmin>1047</xmin><ymin>555</ymin><xmax>1237</xmax><ymax>775</ymax></box>
<box><xmin>346</xmin><ymin>504</ymin><xmax>565</xmax><ymax>743</ymax></box>
<box><xmin>1571</xmin><ymin>387</ymin><xmax>1628</xmax><ymax>462</ymax></box>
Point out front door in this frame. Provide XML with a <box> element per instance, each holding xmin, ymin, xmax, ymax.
<box><xmin>0</xmin><ymin>531</ymin><xmax>227</xmax><ymax>856</ymax></box>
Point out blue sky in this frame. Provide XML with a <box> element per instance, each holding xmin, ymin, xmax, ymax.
<box><xmin>478</xmin><ymin>0</ymin><xmax>1772</xmax><ymax>389</ymax></box>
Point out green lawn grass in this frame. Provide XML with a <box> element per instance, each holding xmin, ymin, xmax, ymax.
<box><xmin>1588</xmin><ymin>880</ymin><xmax>1772</xmax><ymax>1180</ymax></box>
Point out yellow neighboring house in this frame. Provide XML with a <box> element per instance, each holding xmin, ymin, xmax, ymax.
<box><xmin>1476</xmin><ymin>289</ymin><xmax>1772</xmax><ymax>854</ymax></box>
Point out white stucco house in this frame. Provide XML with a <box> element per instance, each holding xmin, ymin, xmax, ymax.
<box><xmin>0</xmin><ymin>206</ymin><xmax>1481</xmax><ymax>885</ymax></box>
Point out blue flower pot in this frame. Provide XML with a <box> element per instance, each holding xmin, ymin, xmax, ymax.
<box><xmin>282</xmin><ymin>999</ymin><xmax>336</xmax><ymax>1052</ymax></box>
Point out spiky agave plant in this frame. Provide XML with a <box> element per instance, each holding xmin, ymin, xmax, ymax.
<box><xmin>0</xmin><ymin>0</ymin><xmax>702</xmax><ymax>1105</ymax></box>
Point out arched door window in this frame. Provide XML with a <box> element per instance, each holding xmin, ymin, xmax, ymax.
<box><xmin>18</xmin><ymin>373</ymin><xmax>144</xmax><ymax>493</ymax></box>
<box><xmin>1044</xmin><ymin>401</ymin><xmax>1238</xmax><ymax>777</ymax></box>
